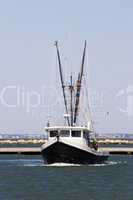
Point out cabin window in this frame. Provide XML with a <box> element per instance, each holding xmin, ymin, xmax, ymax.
<box><xmin>60</xmin><ymin>130</ymin><xmax>70</xmax><ymax>137</ymax></box>
<box><xmin>49</xmin><ymin>131</ymin><xmax>58</xmax><ymax>137</ymax></box>
<box><xmin>71</xmin><ymin>131</ymin><xmax>81</xmax><ymax>137</ymax></box>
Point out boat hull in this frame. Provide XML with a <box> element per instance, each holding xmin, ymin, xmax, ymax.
<box><xmin>41</xmin><ymin>141</ymin><xmax>108</xmax><ymax>164</ymax></box>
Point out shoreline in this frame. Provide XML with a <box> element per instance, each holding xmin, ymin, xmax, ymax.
<box><xmin>0</xmin><ymin>139</ymin><xmax>132</xmax><ymax>145</ymax></box>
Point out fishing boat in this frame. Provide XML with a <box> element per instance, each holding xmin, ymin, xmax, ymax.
<box><xmin>41</xmin><ymin>41</ymin><xmax>108</xmax><ymax>164</ymax></box>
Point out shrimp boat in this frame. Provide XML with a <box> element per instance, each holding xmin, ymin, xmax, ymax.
<box><xmin>41</xmin><ymin>41</ymin><xmax>108</xmax><ymax>164</ymax></box>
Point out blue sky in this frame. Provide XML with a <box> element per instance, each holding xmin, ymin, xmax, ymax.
<box><xmin>0</xmin><ymin>0</ymin><xmax>133</xmax><ymax>133</ymax></box>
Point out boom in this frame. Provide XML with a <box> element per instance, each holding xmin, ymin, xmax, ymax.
<box><xmin>73</xmin><ymin>41</ymin><xmax>86</xmax><ymax>124</ymax></box>
<box><xmin>55</xmin><ymin>41</ymin><xmax>70</xmax><ymax>126</ymax></box>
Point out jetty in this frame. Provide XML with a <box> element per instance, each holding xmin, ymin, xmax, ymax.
<box><xmin>0</xmin><ymin>147</ymin><xmax>133</xmax><ymax>155</ymax></box>
<box><xmin>99</xmin><ymin>147</ymin><xmax>133</xmax><ymax>155</ymax></box>
<box><xmin>0</xmin><ymin>147</ymin><xmax>41</xmax><ymax>155</ymax></box>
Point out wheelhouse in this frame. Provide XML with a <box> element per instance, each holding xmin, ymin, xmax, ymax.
<box><xmin>45</xmin><ymin>126</ymin><xmax>91</xmax><ymax>139</ymax></box>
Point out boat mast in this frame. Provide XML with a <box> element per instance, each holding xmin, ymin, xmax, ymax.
<box><xmin>55</xmin><ymin>41</ymin><xmax>70</xmax><ymax>126</ymax></box>
<box><xmin>70</xmin><ymin>75</ymin><xmax>73</xmax><ymax>126</ymax></box>
<box><xmin>73</xmin><ymin>41</ymin><xmax>87</xmax><ymax>125</ymax></box>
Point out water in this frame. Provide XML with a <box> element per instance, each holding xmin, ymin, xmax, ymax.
<box><xmin>0</xmin><ymin>155</ymin><xmax>132</xmax><ymax>200</ymax></box>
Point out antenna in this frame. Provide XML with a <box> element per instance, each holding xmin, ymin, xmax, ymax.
<box><xmin>55</xmin><ymin>41</ymin><xmax>70</xmax><ymax>126</ymax></box>
<box><xmin>73</xmin><ymin>40</ymin><xmax>87</xmax><ymax>124</ymax></box>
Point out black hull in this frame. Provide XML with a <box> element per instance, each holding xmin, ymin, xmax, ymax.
<box><xmin>41</xmin><ymin>142</ymin><xmax>108</xmax><ymax>164</ymax></box>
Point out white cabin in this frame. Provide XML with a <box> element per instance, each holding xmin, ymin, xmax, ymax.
<box><xmin>44</xmin><ymin>126</ymin><xmax>96</xmax><ymax>150</ymax></box>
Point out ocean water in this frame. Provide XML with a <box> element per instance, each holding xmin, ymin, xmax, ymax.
<box><xmin>0</xmin><ymin>155</ymin><xmax>132</xmax><ymax>200</ymax></box>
